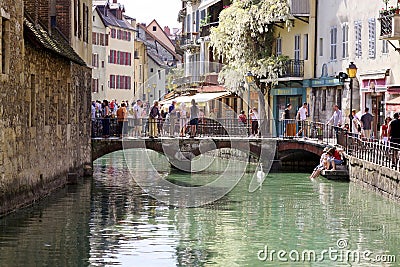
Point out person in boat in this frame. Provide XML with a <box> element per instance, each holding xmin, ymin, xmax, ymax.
<box><xmin>309</xmin><ymin>147</ymin><xmax>331</xmax><ymax>179</ymax></box>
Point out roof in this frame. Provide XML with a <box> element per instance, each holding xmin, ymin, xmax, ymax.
<box><xmin>147</xmin><ymin>51</ymin><xmax>168</xmax><ymax>68</ymax></box>
<box><xmin>387</xmin><ymin>96</ymin><xmax>400</xmax><ymax>105</ymax></box>
<box><xmin>95</xmin><ymin>5</ymin><xmax>135</xmax><ymax>30</ymax></box>
<box><xmin>137</xmin><ymin>23</ymin><xmax>180</xmax><ymax>60</ymax></box>
<box><xmin>197</xmin><ymin>85</ymin><xmax>226</xmax><ymax>93</ymax></box>
<box><xmin>23</xmin><ymin>13</ymin><xmax>86</xmax><ymax>66</ymax></box>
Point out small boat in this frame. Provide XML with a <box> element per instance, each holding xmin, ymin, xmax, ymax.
<box><xmin>320</xmin><ymin>165</ymin><xmax>349</xmax><ymax>181</ymax></box>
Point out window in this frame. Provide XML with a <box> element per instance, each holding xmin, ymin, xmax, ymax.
<box><xmin>45</xmin><ymin>78</ymin><xmax>50</xmax><ymax>125</ymax></box>
<box><xmin>330</xmin><ymin>27</ymin><xmax>337</xmax><ymax>60</ymax></box>
<box><xmin>368</xmin><ymin>18</ymin><xmax>376</xmax><ymax>58</ymax></box>
<box><xmin>101</xmin><ymin>61</ymin><xmax>105</xmax><ymax>68</ymax></box>
<box><xmin>110</xmin><ymin>75</ymin><xmax>116</xmax><ymax>88</ymax></box>
<box><xmin>303</xmin><ymin>34</ymin><xmax>308</xmax><ymax>60</ymax></box>
<box><xmin>382</xmin><ymin>40</ymin><xmax>389</xmax><ymax>54</ymax></box>
<box><xmin>74</xmin><ymin>0</ymin><xmax>78</xmax><ymax>36</ymax></box>
<box><xmin>150</xmin><ymin>68</ymin><xmax>154</xmax><ymax>72</ymax></box>
<box><xmin>319</xmin><ymin>38</ymin><xmax>323</xmax><ymax>56</ymax></box>
<box><xmin>158</xmin><ymin>70</ymin><xmax>161</xmax><ymax>80</ymax></box>
<box><xmin>342</xmin><ymin>24</ymin><xmax>349</xmax><ymax>58</ymax></box>
<box><xmin>276</xmin><ymin>37</ymin><xmax>282</xmax><ymax>55</ymax></box>
<box><xmin>186</xmin><ymin>14</ymin><xmax>191</xmax><ymax>33</ymax></box>
<box><xmin>93</xmin><ymin>16</ymin><xmax>95</xmax><ymax>22</ymax></box>
<box><xmin>92</xmin><ymin>53</ymin><xmax>99</xmax><ymax>68</ymax></box>
<box><xmin>1</xmin><ymin>16</ymin><xmax>10</xmax><ymax>75</ymax></box>
<box><xmin>78</xmin><ymin>0</ymin><xmax>81</xmax><ymax>38</ymax></box>
<box><xmin>153</xmin><ymin>26</ymin><xmax>157</xmax><ymax>31</ymax></box>
<box><xmin>294</xmin><ymin>35</ymin><xmax>301</xmax><ymax>60</ymax></box>
<box><xmin>196</xmin><ymin>10</ymin><xmax>200</xmax><ymax>32</ymax></box>
<box><xmin>355</xmin><ymin>21</ymin><xmax>362</xmax><ymax>58</ymax></box>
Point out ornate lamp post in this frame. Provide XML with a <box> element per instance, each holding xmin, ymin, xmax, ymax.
<box><xmin>245</xmin><ymin>71</ymin><xmax>254</xmax><ymax>130</ymax></box>
<box><xmin>347</xmin><ymin>62</ymin><xmax>358</xmax><ymax>132</ymax></box>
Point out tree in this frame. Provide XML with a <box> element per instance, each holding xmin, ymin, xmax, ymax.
<box><xmin>209</xmin><ymin>0</ymin><xmax>291</xmax><ymax>136</ymax></box>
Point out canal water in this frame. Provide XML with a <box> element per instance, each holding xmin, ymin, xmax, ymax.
<box><xmin>1</xmin><ymin>149</ymin><xmax>400</xmax><ymax>266</ymax></box>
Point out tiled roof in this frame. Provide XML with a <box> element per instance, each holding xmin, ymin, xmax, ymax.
<box><xmin>24</xmin><ymin>13</ymin><xmax>86</xmax><ymax>66</ymax></box>
<box><xmin>96</xmin><ymin>6</ymin><xmax>135</xmax><ymax>30</ymax></box>
<box><xmin>147</xmin><ymin>51</ymin><xmax>168</xmax><ymax>68</ymax></box>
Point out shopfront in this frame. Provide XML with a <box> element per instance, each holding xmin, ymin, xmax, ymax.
<box><xmin>360</xmin><ymin>77</ymin><xmax>387</xmax><ymax>138</ymax></box>
<box><xmin>271</xmin><ymin>87</ymin><xmax>307</xmax><ymax>136</ymax></box>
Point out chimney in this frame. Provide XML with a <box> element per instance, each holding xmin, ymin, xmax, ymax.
<box><xmin>164</xmin><ymin>26</ymin><xmax>171</xmax><ymax>36</ymax></box>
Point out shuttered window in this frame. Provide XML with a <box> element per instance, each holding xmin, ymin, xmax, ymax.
<box><xmin>382</xmin><ymin>40</ymin><xmax>389</xmax><ymax>54</ymax></box>
<box><xmin>368</xmin><ymin>18</ymin><xmax>376</xmax><ymax>58</ymax></box>
<box><xmin>355</xmin><ymin>21</ymin><xmax>362</xmax><ymax>58</ymax></box>
<box><xmin>276</xmin><ymin>37</ymin><xmax>282</xmax><ymax>55</ymax></box>
<box><xmin>330</xmin><ymin>26</ymin><xmax>337</xmax><ymax>60</ymax></box>
<box><xmin>342</xmin><ymin>24</ymin><xmax>349</xmax><ymax>58</ymax></box>
<box><xmin>294</xmin><ymin>35</ymin><xmax>300</xmax><ymax>60</ymax></box>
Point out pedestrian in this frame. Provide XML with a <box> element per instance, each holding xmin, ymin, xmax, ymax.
<box><xmin>148</xmin><ymin>100</ymin><xmax>160</xmax><ymax>138</ymax></box>
<box><xmin>249</xmin><ymin>107</ymin><xmax>259</xmax><ymax>137</ymax></box>
<box><xmin>327</xmin><ymin>104</ymin><xmax>343</xmax><ymax>128</ymax></box>
<box><xmin>360</xmin><ymin>107</ymin><xmax>374</xmax><ymax>140</ymax></box>
<box><xmin>309</xmin><ymin>147</ymin><xmax>331</xmax><ymax>179</ymax></box>
<box><xmin>168</xmin><ymin>100</ymin><xmax>177</xmax><ymax>137</ymax></box>
<box><xmin>179</xmin><ymin>102</ymin><xmax>187</xmax><ymax>137</ymax></box>
<box><xmin>296</xmin><ymin>102</ymin><xmax>308</xmax><ymax>137</ymax></box>
<box><xmin>283</xmin><ymin>103</ymin><xmax>295</xmax><ymax>137</ymax></box>
<box><xmin>351</xmin><ymin>109</ymin><xmax>362</xmax><ymax>137</ymax></box>
<box><xmin>381</xmin><ymin>117</ymin><xmax>392</xmax><ymax>146</ymax></box>
<box><xmin>389</xmin><ymin>113</ymin><xmax>400</xmax><ymax>147</ymax></box>
<box><xmin>132</xmin><ymin>99</ymin><xmax>143</xmax><ymax>137</ymax></box>
<box><xmin>101</xmin><ymin>100</ymin><xmax>111</xmax><ymax>138</ymax></box>
<box><xmin>189</xmin><ymin>99</ymin><xmax>200</xmax><ymax>138</ymax></box>
<box><xmin>116</xmin><ymin>102</ymin><xmax>128</xmax><ymax>138</ymax></box>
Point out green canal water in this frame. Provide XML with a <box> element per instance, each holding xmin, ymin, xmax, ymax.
<box><xmin>0</xmin><ymin>149</ymin><xmax>400</xmax><ymax>266</ymax></box>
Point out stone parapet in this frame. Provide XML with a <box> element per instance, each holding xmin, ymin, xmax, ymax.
<box><xmin>348</xmin><ymin>155</ymin><xmax>400</xmax><ymax>201</ymax></box>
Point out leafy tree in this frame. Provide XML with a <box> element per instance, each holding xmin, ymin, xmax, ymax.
<box><xmin>210</xmin><ymin>0</ymin><xmax>291</xmax><ymax>135</ymax></box>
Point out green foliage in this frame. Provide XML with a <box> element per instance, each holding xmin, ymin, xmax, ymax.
<box><xmin>210</xmin><ymin>0</ymin><xmax>291</xmax><ymax>92</ymax></box>
<box><xmin>199</xmin><ymin>14</ymin><xmax>211</xmax><ymax>27</ymax></box>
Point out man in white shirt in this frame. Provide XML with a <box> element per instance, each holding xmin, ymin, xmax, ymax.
<box><xmin>327</xmin><ymin>104</ymin><xmax>343</xmax><ymax>143</ymax></box>
<box><xmin>133</xmin><ymin>99</ymin><xmax>143</xmax><ymax>137</ymax></box>
<box><xmin>296</xmin><ymin>102</ymin><xmax>308</xmax><ymax>137</ymax></box>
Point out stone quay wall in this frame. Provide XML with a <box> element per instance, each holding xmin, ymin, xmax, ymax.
<box><xmin>0</xmin><ymin>0</ymin><xmax>92</xmax><ymax>216</ymax></box>
<box><xmin>348</xmin><ymin>156</ymin><xmax>400</xmax><ymax>201</ymax></box>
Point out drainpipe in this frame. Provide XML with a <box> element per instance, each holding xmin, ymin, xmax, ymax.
<box><xmin>313</xmin><ymin>0</ymin><xmax>318</xmax><ymax>79</ymax></box>
<box><xmin>312</xmin><ymin>0</ymin><xmax>318</xmax><ymax>122</ymax></box>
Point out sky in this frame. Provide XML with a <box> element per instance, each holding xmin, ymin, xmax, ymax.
<box><xmin>118</xmin><ymin>0</ymin><xmax>182</xmax><ymax>29</ymax></box>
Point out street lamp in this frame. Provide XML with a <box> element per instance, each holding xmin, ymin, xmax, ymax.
<box><xmin>347</xmin><ymin>62</ymin><xmax>358</xmax><ymax>132</ymax></box>
<box><xmin>245</xmin><ymin>71</ymin><xmax>254</xmax><ymax>130</ymax></box>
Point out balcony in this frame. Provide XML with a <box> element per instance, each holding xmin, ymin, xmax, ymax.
<box><xmin>290</xmin><ymin>0</ymin><xmax>309</xmax><ymax>16</ymax></box>
<box><xmin>379</xmin><ymin>12</ymin><xmax>400</xmax><ymax>40</ymax></box>
<box><xmin>200</xmin><ymin>22</ymin><xmax>219</xmax><ymax>37</ymax></box>
<box><xmin>177</xmin><ymin>33</ymin><xmax>200</xmax><ymax>52</ymax></box>
<box><xmin>279</xmin><ymin>59</ymin><xmax>304</xmax><ymax>78</ymax></box>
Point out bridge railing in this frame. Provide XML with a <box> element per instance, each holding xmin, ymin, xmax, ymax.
<box><xmin>92</xmin><ymin>117</ymin><xmax>337</xmax><ymax>142</ymax></box>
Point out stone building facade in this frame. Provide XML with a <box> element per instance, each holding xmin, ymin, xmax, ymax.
<box><xmin>0</xmin><ymin>0</ymin><xmax>91</xmax><ymax>215</ymax></box>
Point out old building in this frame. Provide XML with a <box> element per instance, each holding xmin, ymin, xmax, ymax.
<box><xmin>92</xmin><ymin>0</ymin><xmax>136</xmax><ymax>102</ymax></box>
<box><xmin>0</xmin><ymin>0</ymin><xmax>91</xmax><ymax>215</ymax></box>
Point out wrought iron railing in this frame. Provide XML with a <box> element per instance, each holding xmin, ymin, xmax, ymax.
<box><xmin>200</xmin><ymin>22</ymin><xmax>219</xmax><ymax>37</ymax></box>
<box><xmin>92</xmin><ymin>116</ymin><xmax>400</xmax><ymax>173</ymax></box>
<box><xmin>379</xmin><ymin>12</ymin><xmax>394</xmax><ymax>37</ymax></box>
<box><xmin>280</xmin><ymin>59</ymin><xmax>304</xmax><ymax>78</ymax></box>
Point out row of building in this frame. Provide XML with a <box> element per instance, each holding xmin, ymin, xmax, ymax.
<box><xmin>177</xmin><ymin>0</ymin><xmax>400</xmax><ymax>138</ymax></box>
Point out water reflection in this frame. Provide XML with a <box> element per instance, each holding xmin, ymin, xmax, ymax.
<box><xmin>0</xmin><ymin>149</ymin><xmax>400</xmax><ymax>267</ymax></box>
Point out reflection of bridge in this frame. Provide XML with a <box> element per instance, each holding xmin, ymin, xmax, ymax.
<box><xmin>92</xmin><ymin>137</ymin><xmax>326</xmax><ymax>172</ymax></box>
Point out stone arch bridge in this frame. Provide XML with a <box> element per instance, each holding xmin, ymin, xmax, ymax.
<box><xmin>92</xmin><ymin>137</ymin><xmax>326</xmax><ymax>171</ymax></box>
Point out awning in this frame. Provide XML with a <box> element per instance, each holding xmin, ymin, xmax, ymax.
<box><xmin>198</xmin><ymin>0</ymin><xmax>220</xmax><ymax>10</ymax></box>
<box><xmin>160</xmin><ymin>91</ymin><xmax>231</xmax><ymax>106</ymax></box>
<box><xmin>386</xmin><ymin>96</ymin><xmax>400</xmax><ymax>112</ymax></box>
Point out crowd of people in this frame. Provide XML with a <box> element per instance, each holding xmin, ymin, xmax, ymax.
<box><xmin>91</xmin><ymin>98</ymin><xmax>203</xmax><ymax>138</ymax></box>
